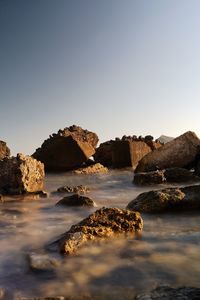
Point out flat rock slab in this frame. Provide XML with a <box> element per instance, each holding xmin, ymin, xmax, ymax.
<box><xmin>57</xmin><ymin>207</ymin><xmax>143</xmax><ymax>255</ymax></box>
<box><xmin>135</xmin><ymin>131</ymin><xmax>200</xmax><ymax>172</ymax></box>
<box><xmin>127</xmin><ymin>184</ymin><xmax>200</xmax><ymax>213</ymax></box>
<box><xmin>136</xmin><ymin>286</ymin><xmax>200</xmax><ymax>300</ymax></box>
<box><xmin>73</xmin><ymin>163</ymin><xmax>108</xmax><ymax>174</ymax></box>
<box><xmin>56</xmin><ymin>194</ymin><xmax>95</xmax><ymax>207</ymax></box>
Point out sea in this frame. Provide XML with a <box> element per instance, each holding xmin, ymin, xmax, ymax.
<box><xmin>0</xmin><ymin>169</ymin><xmax>200</xmax><ymax>299</ymax></box>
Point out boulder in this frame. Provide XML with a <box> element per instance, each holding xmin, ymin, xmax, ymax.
<box><xmin>127</xmin><ymin>184</ymin><xmax>200</xmax><ymax>213</ymax></box>
<box><xmin>73</xmin><ymin>163</ymin><xmax>108</xmax><ymax>174</ymax></box>
<box><xmin>29</xmin><ymin>252</ymin><xmax>61</xmax><ymax>272</ymax></box>
<box><xmin>0</xmin><ymin>153</ymin><xmax>45</xmax><ymax>195</ymax></box>
<box><xmin>133</xmin><ymin>167</ymin><xmax>200</xmax><ymax>185</ymax></box>
<box><xmin>56</xmin><ymin>185</ymin><xmax>90</xmax><ymax>194</ymax></box>
<box><xmin>0</xmin><ymin>141</ymin><xmax>10</xmax><ymax>160</ymax></box>
<box><xmin>33</xmin><ymin>125</ymin><xmax>98</xmax><ymax>171</ymax></box>
<box><xmin>56</xmin><ymin>194</ymin><xmax>95</xmax><ymax>207</ymax></box>
<box><xmin>112</xmin><ymin>140</ymin><xmax>151</xmax><ymax>169</ymax></box>
<box><xmin>133</xmin><ymin>170</ymin><xmax>166</xmax><ymax>185</ymax></box>
<box><xmin>57</xmin><ymin>207</ymin><xmax>143</xmax><ymax>255</ymax></box>
<box><xmin>135</xmin><ymin>131</ymin><xmax>200</xmax><ymax>173</ymax></box>
<box><xmin>136</xmin><ymin>286</ymin><xmax>200</xmax><ymax>300</ymax></box>
<box><xmin>93</xmin><ymin>141</ymin><xmax>114</xmax><ymax>166</ymax></box>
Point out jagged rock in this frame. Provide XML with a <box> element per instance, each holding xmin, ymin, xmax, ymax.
<box><xmin>73</xmin><ymin>163</ymin><xmax>108</xmax><ymax>174</ymax></box>
<box><xmin>136</xmin><ymin>285</ymin><xmax>200</xmax><ymax>300</ymax></box>
<box><xmin>133</xmin><ymin>167</ymin><xmax>200</xmax><ymax>185</ymax></box>
<box><xmin>0</xmin><ymin>141</ymin><xmax>10</xmax><ymax>160</ymax></box>
<box><xmin>57</xmin><ymin>185</ymin><xmax>90</xmax><ymax>194</ymax></box>
<box><xmin>57</xmin><ymin>207</ymin><xmax>143</xmax><ymax>255</ymax></box>
<box><xmin>56</xmin><ymin>194</ymin><xmax>95</xmax><ymax>207</ymax></box>
<box><xmin>127</xmin><ymin>184</ymin><xmax>200</xmax><ymax>213</ymax></box>
<box><xmin>0</xmin><ymin>153</ymin><xmax>45</xmax><ymax>195</ymax></box>
<box><xmin>94</xmin><ymin>141</ymin><xmax>114</xmax><ymax>166</ymax></box>
<box><xmin>135</xmin><ymin>131</ymin><xmax>200</xmax><ymax>173</ymax></box>
<box><xmin>112</xmin><ymin>140</ymin><xmax>151</xmax><ymax>169</ymax></box>
<box><xmin>33</xmin><ymin>125</ymin><xmax>99</xmax><ymax>171</ymax></box>
<box><xmin>133</xmin><ymin>170</ymin><xmax>166</xmax><ymax>185</ymax></box>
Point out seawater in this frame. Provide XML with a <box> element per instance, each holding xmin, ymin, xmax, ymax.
<box><xmin>0</xmin><ymin>170</ymin><xmax>200</xmax><ymax>299</ymax></box>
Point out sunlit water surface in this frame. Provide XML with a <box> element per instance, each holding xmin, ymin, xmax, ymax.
<box><xmin>0</xmin><ymin>170</ymin><xmax>200</xmax><ymax>299</ymax></box>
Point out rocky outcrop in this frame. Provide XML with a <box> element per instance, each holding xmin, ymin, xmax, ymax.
<box><xmin>133</xmin><ymin>167</ymin><xmax>200</xmax><ymax>185</ymax></box>
<box><xmin>136</xmin><ymin>286</ymin><xmax>200</xmax><ymax>300</ymax></box>
<box><xmin>57</xmin><ymin>207</ymin><xmax>143</xmax><ymax>255</ymax></box>
<box><xmin>73</xmin><ymin>163</ymin><xmax>108</xmax><ymax>174</ymax></box>
<box><xmin>93</xmin><ymin>141</ymin><xmax>114</xmax><ymax>166</ymax></box>
<box><xmin>0</xmin><ymin>140</ymin><xmax>10</xmax><ymax>160</ymax></box>
<box><xmin>56</xmin><ymin>194</ymin><xmax>95</xmax><ymax>207</ymax></box>
<box><xmin>33</xmin><ymin>125</ymin><xmax>99</xmax><ymax>171</ymax></box>
<box><xmin>127</xmin><ymin>184</ymin><xmax>200</xmax><ymax>213</ymax></box>
<box><xmin>135</xmin><ymin>131</ymin><xmax>200</xmax><ymax>173</ymax></box>
<box><xmin>0</xmin><ymin>153</ymin><xmax>45</xmax><ymax>195</ymax></box>
<box><xmin>56</xmin><ymin>185</ymin><xmax>90</xmax><ymax>194</ymax></box>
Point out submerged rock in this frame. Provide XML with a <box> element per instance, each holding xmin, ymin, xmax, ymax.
<box><xmin>133</xmin><ymin>167</ymin><xmax>200</xmax><ymax>185</ymax></box>
<box><xmin>29</xmin><ymin>252</ymin><xmax>61</xmax><ymax>272</ymax></box>
<box><xmin>0</xmin><ymin>141</ymin><xmax>10</xmax><ymax>160</ymax></box>
<box><xmin>73</xmin><ymin>163</ymin><xmax>108</xmax><ymax>174</ymax></box>
<box><xmin>56</xmin><ymin>194</ymin><xmax>95</xmax><ymax>207</ymax></box>
<box><xmin>0</xmin><ymin>153</ymin><xmax>45</xmax><ymax>195</ymax></box>
<box><xmin>127</xmin><ymin>184</ymin><xmax>200</xmax><ymax>213</ymax></box>
<box><xmin>135</xmin><ymin>131</ymin><xmax>200</xmax><ymax>172</ymax></box>
<box><xmin>57</xmin><ymin>185</ymin><xmax>90</xmax><ymax>194</ymax></box>
<box><xmin>33</xmin><ymin>125</ymin><xmax>99</xmax><ymax>171</ymax></box>
<box><xmin>57</xmin><ymin>207</ymin><xmax>143</xmax><ymax>255</ymax></box>
<box><xmin>136</xmin><ymin>285</ymin><xmax>200</xmax><ymax>300</ymax></box>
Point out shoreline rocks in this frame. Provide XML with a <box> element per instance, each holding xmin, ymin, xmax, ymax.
<box><xmin>135</xmin><ymin>131</ymin><xmax>200</xmax><ymax>173</ymax></box>
<box><xmin>56</xmin><ymin>194</ymin><xmax>96</xmax><ymax>207</ymax></box>
<box><xmin>57</xmin><ymin>207</ymin><xmax>143</xmax><ymax>255</ymax></box>
<box><xmin>33</xmin><ymin>125</ymin><xmax>99</xmax><ymax>172</ymax></box>
<box><xmin>0</xmin><ymin>140</ymin><xmax>10</xmax><ymax>160</ymax></box>
<box><xmin>0</xmin><ymin>153</ymin><xmax>45</xmax><ymax>195</ymax></box>
<box><xmin>73</xmin><ymin>163</ymin><xmax>108</xmax><ymax>174</ymax></box>
<box><xmin>127</xmin><ymin>184</ymin><xmax>200</xmax><ymax>213</ymax></box>
<box><xmin>56</xmin><ymin>185</ymin><xmax>90</xmax><ymax>194</ymax></box>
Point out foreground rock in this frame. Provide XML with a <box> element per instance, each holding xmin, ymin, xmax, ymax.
<box><xmin>0</xmin><ymin>141</ymin><xmax>10</xmax><ymax>160</ymax></box>
<box><xmin>133</xmin><ymin>168</ymin><xmax>200</xmax><ymax>185</ymax></box>
<box><xmin>57</xmin><ymin>207</ymin><xmax>143</xmax><ymax>255</ymax></box>
<box><xmin>73</xmin><ymin>163</ymin><xmax>108</xmax><ymax>174</ymax></box>
<box><xmin>57</xmin><ymin>185</ymin><xmax>90</xmax><ymax>194</ymax></box>
<box><xmin>0</xmin><ymin>154</ymin><xmax>45</xmax><ymax>195</ymax></box>
<box><xmin>135</xmin><ymin>131</ymin><xmax>200</xmax><ymax>172</ymax></box>
<box><xmin>136</xmin><ymin>286</ymin><xmax>200</xmax><ymax>300</ymax></box>
<box><xmin>127</xmin><ymin>185</ymin><xmax>200</xmax><ymax>213</ymax></box>
<box><xmin>56</xmin><ymin>194</ymin><xmax>95</xmax><ymax>207</ymax></box>
<box><xmin>33</xmin><ymin>125</ymin><xmax>98</xmax><ymax>171</ymax></box>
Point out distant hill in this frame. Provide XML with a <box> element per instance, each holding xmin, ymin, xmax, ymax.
<box><xmin>157</xmin><ymin>135</ymin><xmax>174</xmax><ymax>144</ymax></box>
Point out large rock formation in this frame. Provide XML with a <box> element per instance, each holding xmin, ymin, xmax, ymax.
<box><xmin>93</xmin><ymin>140</ymin><xmax>114</xmax><ymax>166</ymax></box>
<box><xmin>56</xmin><ymin>207</ymin><xmax>143</xmax><ymax>255</ymax></box>
<box><xmin>0</xmin><ymin>140</ymin><xmax>10</xmax><ymax>160</ymax></box>
<box><xmin>135</xmin><ymin>131</ymin><xmax>200</xmax><ymax>173</ymax></box>
<box><xmin>0</xmin><ymin>153</ymin><xmax>45</xmax><ymax>195</ymax></box>
<box><xmin>33</xmin><ymin>125</ymin><xmax>99</xmax><ymax>171</ymax></box>
<box><xmin>133</xmin><ymin>168</ymin><xmax>200</xmax><ymax>185</ymax></box>
<box><xmin>127</xmin><ymin>184</ymin><xmax>200</xmax><ymax>213</ymax></box>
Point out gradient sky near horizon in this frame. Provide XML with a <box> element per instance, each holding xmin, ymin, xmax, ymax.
<box><xmin>1</xmin><ymin>0</ymin><xmax>200</xmax><ymax>155</ymax></box>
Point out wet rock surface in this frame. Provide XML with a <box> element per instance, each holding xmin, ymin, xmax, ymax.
<box><xmin>0</xmin><ymin>140</ymin><xmax>10</xmax><ymax>160</ymax></box>
<box><xmin>33</xmin><ymin>125</ymin><xmax>98</xmax><ymax>171</ymax></box>
<box><xmin>136</xmin><ymin>285</ymin><xmax>200</xmax><ymax>300</ymax></box>
<box><xmin>0</xmin><ymin>153</ymin><xmax>45</xmax><ymax>195</ymax></box>
<box><xmin>135</xmin><ymin>131</ymin><xmax>200</xmax><ymax>173</ymax></box>
<box><xmin>57</xmin><ymin>207</ymin><xmax>143</xmax><ymax>255</ymax></box>
<box><xmin>133</xmin><ymin>167</ymin><xmax>200</xmax><ymax>185</ymax></box>
<box><xmin>73</xmin><ymin>163</ymin><xmax>108</xmax><ymax>174</ymax></box>
<box><xmin>56</xmin><ymin>194</ymin><xmax>95</xmax><ymax>207</ymax></box>
<box><xmin>56</xmin><ymin>185</ymin><xmax>90</xmax><ymax>194</ymax></box>
<box><xmin>127</xmin><ymin>184</ymin><xmax>200</xmax><ymax>213</ymax></box>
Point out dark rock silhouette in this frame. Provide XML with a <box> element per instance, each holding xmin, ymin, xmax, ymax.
<box><xmin>0</xmin><ymin>140</ymin><xmax>10</xmax><ymax>160</ymax></box>
<box><xmin>56</xmin><ymin>193</ymin><xmax>95</xmax><ymax>207</ymax></box>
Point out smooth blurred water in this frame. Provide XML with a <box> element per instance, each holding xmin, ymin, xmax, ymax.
<box><xmin>0</xmin><ymin>170</ymin><xmax>200</xmax><ymax>299</ymax></box>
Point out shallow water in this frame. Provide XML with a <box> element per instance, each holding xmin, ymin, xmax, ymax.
<box><xmin>0</xmin><ymin>170</ymin><xmax>200</xmax><ymax>299</ymax></box>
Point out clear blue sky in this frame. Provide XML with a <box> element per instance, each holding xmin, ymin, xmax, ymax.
<box><xmin>1</xmin><ymin>0</ymin><xmax>200</xmax><ymax>155</ymax></box>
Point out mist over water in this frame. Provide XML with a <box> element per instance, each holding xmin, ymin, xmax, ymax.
<box><xmin>0</xmin><ymin>170</ymin><xmax>200</xmax><ymax>299</ymax></box>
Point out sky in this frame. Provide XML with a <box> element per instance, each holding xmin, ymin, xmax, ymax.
<box><xmin>1</xmin><ymin>0</ymin><xmax>200</xmax><ymax>155</ymax></box>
